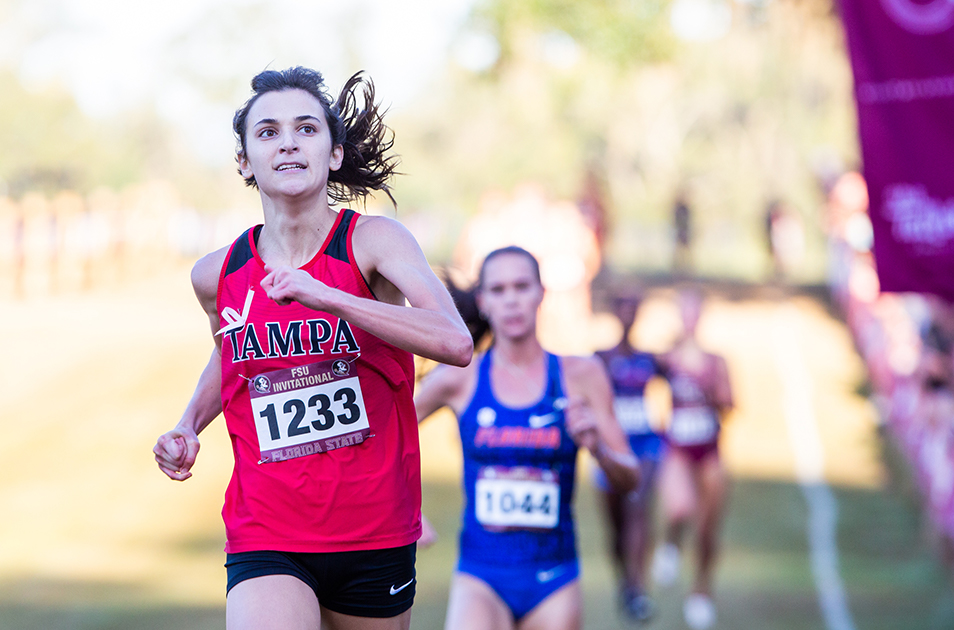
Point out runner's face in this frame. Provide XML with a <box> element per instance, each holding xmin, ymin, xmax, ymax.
<box><xmin>679</xmin><ymin>293</ymin><xmax>702</xmax><ymax>336</ymax></box>
<box><xmin>478</xmin><ymin>254</ymin><xmax>544</xmax><ymax>341</ymax></box>
<box><xmin>238</xmin><ymin>89</ymin><xmax>343</xmax><ymax>200</ymax></box>
<box><xmin>613</xmin><ymin>298</ymin><xmax>639</xmax><ymax>329</ymax></box>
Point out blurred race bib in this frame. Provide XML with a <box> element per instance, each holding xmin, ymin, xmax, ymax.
<box><xmin>668</xmin><ymin>406</ymin><xmax>718</xmax><ymax>445</ymax></box>
<box><xmin>614</xmin><ymin>395</ymin><xmax>651</xmax><ymax>434</ymax></box>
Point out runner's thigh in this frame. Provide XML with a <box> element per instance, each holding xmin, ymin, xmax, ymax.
<box><xmin>518</xmin><ymin>580</ymin><xmax>582</xmax><ymax>630</ymax></box>
<box><xmin>227</xmin><ymin>574</ymin><xmax>321</xmax><ymax>630</ymax></box>
<box><xmin>444</xmin><ymin>573</ymin><xmax>514</xmax><ymax>630</ymax></box>
<box><xmin>698</xmin><ymin>455</ymin><xmax>728</xmax><ymax>521</ymax></box>
<box><xmin>659</xmin><ymin>451</ymin><xmax>697</xmax><ymax>519</ymax></box>
<box><xmin>320</xmin><ymin>607</ymin><xmax>411</xmax><ymax>630</ymax></box>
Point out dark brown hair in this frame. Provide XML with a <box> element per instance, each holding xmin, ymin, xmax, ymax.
<box><xmin>232</xmin><ymin>66</ymin><xmax>399</xmax><ymax>205</ymax></box>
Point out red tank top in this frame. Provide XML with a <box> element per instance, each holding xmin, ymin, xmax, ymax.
<box><xmin>216</xmin><ymin>209</ymin><xmax>421</xmax><ymax>553</ymax></box>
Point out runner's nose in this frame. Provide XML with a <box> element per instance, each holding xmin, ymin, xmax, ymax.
<box><xmin>279</xmin><ymin>131</ymin><xmax>299</xmax><ymax>153</ymax></box>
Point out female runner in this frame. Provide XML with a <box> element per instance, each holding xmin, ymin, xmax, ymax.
<box><xmin>593</xmin><ymin>292</ymin><xmax>665</xmax><ymax>623</ymax></box>
<box><xmin>153</xmin><ymin>67</ymin><xmax>472</xmax><ymax>630</ymax></box>
<box><xmin>415</xmin><ymin>246</ymin><xmax>639</xmax><ymax>630</ymax></box>
<box><xmin>652</xmin><ymin>289</ymin><xmax>733</xmax><ymax>630</ymax></box>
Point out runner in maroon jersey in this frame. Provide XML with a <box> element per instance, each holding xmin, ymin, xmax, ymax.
<box><xmin>652</xmin><ymin>289</ymin><xmax>732</xmax><ymax>630</ymax></box>
<box><xmin>153</xmin><ymin>67</ymin><xmax>472</xmax><ymax>630</ymax></box>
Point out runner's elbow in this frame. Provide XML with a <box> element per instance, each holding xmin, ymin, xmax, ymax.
<box><xmin>444</xmin><ymin>332</ymin><xmax>474</xmax><ymax>367</ymax></box>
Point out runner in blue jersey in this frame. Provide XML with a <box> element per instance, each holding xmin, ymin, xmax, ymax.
<box><xmin>415</xmin><ymin>246</ymin><xmax>639</xmax><ymax>630</ymax></box>
<box><xmin>593</xmin><ymin>291</ymin><xmax>665</xmax><ymax>623</ymax></box>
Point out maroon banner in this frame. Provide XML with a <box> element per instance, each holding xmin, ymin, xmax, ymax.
<box><xmin>839</xmin><ymin>0</ymin><xmax>954</xmax><ymax>301</ymax></box>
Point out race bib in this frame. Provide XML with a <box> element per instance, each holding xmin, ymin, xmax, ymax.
<box><xmin>248</xmin><ymin>359</ymin><xmax>370</xmax><ymax>463</ymax></box>
<box><xmin>614</xmin><ymin>395</ymin><xmax>651</xmax><ymax>434</ymax></box>
<box><xmin>669</xmin><ymin>406</ymin><xmax>718</xmax><ymax>445</ymax></box>
<box><xmin>475</xmin><ymin>466</ymin><xmax>560</xmax><ymax>530</ymax></box>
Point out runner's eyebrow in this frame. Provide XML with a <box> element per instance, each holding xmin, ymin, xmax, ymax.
<box><xmin>253</xmin><ymin>115</ymin><xmax>323</xmax><ymax>127</ymax></box>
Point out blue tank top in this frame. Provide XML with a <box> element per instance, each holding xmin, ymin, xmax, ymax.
<box><xmin>596</xmin><ymin>349</ymin><xmax>659</xmax><ymax>437</ymax></box>
<box><xmin>457</xmin><ymin>350</ymin><xmax>578</xmax><ymax>566</ymax></box>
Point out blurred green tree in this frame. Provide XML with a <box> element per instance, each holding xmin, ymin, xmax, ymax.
<box><xmin>392</xmin><ymin>0</ymin><xmax>856</xmax><ymax>280</ymax></box>
<box><xmin>479</xmin><ymin>0</ymin><xmax>674</xmax><ymax>69</ymax></box>
<box><xmin>0</xmin><ymin>72</ymin><xmax>173</xmax><ymax>199</ymax></box>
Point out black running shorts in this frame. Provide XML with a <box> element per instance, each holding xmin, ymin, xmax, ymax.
<box><xmin>225</xmin><ymin>543</ymin><xmax>416</xmax><ymax>618</ymax></box>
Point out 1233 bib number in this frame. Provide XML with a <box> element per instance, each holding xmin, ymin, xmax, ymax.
<box><xmin>475</xmin><ymin>466</ymin><xmax>560</xmax><ymax>530</ymax></box>
<box><xmin>248</xmin><ymin>359</ymin><xmax>370</xmax><ymax>462</ymax></box>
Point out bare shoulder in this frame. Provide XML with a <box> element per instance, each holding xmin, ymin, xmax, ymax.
<box><xmin>419</xmin><ymin>356</ymin><xmax>480</xmax><ymax>413</ymax></box>
<box><xmin>561</xmin><ymin>354</ymin><xmax>610</xmax><ymax>388</ymax></box>
<box><xmin>351</xmin><ymin>213</ymin><xmax>441</xmax><ymax>305</ymax></box>
<box><xmin>424</xmin><ymin>360</ymin><xmax>475</xmax><ymax>391</ymax></box>
<box><xmin>353</xmin><ymin>213</ymin><xmax>418</xmax><ymax>248</ymax></box>
<box><xmin>352</xmin><ymin>214</ymin><xmax>426</xmax><ymax>275</ymax></box>
<box><xmin>708</xmin><ymin>351</ymin><xmax>730</xmax><ymax>372</ymax></box>
<box><xmin>191</xmin><ymin>246</ymin><xmax>228</xmax><ymax>312</ymax></box>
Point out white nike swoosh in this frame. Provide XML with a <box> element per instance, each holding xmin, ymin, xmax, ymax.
<box><xmin>390</xmin><ymin>578</ymin><xmax>414</xmax><ymax>595</ymax></box>
<box><xmin>536</xmin><ymin>566</ymin><xmax>564</xmax><ymax>583</ymax></box>
<box><xmin>529</xmin><ymin>413</ymin><xmax>559</xmax><ymax>428</ymax></box>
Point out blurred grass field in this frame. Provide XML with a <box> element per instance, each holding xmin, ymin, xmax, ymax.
<box><xmin>2</xmin><ymin>262</ymin><xmax>953</xmax><ymax>629</ymax></box>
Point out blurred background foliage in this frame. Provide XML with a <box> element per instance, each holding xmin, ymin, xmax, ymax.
<box><xmin>0</xmin><ymin>0</ymin><xmax>859</xmax><ymax>280</ymax></box>
<box><xmin>479</xmin><ymin>0</ymin><xmax>675</xmax><ymax>67</ymax></box>
<box><xmin>0</xmin><ymin>71</ymin><xmax>156</xmax><ymax>195</ymax></box>
<box><xmin>394</xmin><ymin>0</ymin><xmax>857</xmax><ymax>277</ymax></box>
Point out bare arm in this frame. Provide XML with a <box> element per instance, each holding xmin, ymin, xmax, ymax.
<box><xmin>413</xmin><ymin>354</ymin><xmax>477</xmax><ymax>551</ymax></box>
<box><xmin>260</xmin><ymin>216</ymin><xmax>472</xmax><ymax>366</ymax></box>
<box><xmin>154</xmin><ymin>348</ymin><xmax>222</xmax><ymax>480</ymax></box>
<box><xmin>712</xmin><ymin>354</ymin><xmax>734</xmax><ymax>412</ymax></box>
<box><xmin>153</xmin><ymin>248</ymin><xmax>226</xmax><ymax>481</ymax></box>
<box><xmin>414</xmin><ymin>361</ymin><xmax>477</xmax><ymax>422</ymax></box>
<box><xmin>563</xmin><ymin>356</ymin><xmax>640</xmax><ymax>493</ymax></box>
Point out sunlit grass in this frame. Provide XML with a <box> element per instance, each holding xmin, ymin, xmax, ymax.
<box><xmin>0</xmin><ymin>263</ymin><xmax>950</xmax><ymax>629</ymax></box>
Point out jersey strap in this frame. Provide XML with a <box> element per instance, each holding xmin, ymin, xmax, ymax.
<box><xmin>325</xmin><ymin>209</ymin><xmax>353</xmax><ymax>263</ymax></box>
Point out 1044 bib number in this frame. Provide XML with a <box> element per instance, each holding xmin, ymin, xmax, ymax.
<box><xmin>475</xmin><ymin>466</ymin><xmax>560</xmax><ymax>530</ymax></box>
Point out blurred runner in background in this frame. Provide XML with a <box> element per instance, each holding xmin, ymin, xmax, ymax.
<box><xmin>764</xmin><ymin>198</ymin><xmax>805</xmax><ymax>281</ymax></box>
<box><xmin>593</xmin><ymin>291</ymin><xmax>667</xmax><ymax>623</ymax></box>
<box><xmin>672</xmin><ymin>190</ymin><xmax>693</xmax><ymax>275</ymax></box>
<box><xmin>416</xmin><ymin>246</ymin><xmax>638</xmax><ymax>630</ymax></box>
<box><xmin>153</xmin><ymin>66</ymin><xmax>471</xmax><ymax>630</ymax></box>
<box><xmin>653</xmin><ymin>289</ymin><xmax>733</xmax><ymax>630</ymax></box>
